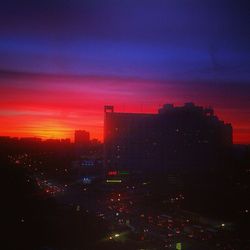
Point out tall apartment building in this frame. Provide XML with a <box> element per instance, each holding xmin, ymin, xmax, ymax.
<box><xmin>104</xmin><ymin>103</ymin><xmax>232</xmax><ymax>174</ymax></box>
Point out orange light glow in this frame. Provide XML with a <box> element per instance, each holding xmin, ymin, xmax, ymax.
<box><xmin>0</xmin><ymin>73</ymin><xmax>249</xmax><ymax>143</ymax></box>
<box><xmin>28</xmin><ymin>120</ymin><xmax>71</xmax><ymax>139</ymax></box>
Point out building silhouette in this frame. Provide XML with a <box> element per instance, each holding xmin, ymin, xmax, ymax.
<box><xmin>74</xmin><ymin>130</ymin><xmax>90</xmax><ymax>146</ymax></box>
<box><xmin>104</xmin><ymin>103</ymin><xmax>232</xmax><ymax>174</ymax></box>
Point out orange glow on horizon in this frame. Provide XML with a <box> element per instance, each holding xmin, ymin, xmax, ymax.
<box><xmin>0</xmin><ymin>108</ymin><xmax>249</xmax><ymax>144</ymax></box>
<box><xmin>28</xmin><ymin>120</ymin><xmax>71</xmax><ymax>140</ymax></box>
<box><xmin>0</xmin><ymin>73</ymin><xmax>249</xmax><ymax>144</ymax></box>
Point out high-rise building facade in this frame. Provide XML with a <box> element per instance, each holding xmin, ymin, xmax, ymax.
<box><xmin>104</xmin><ymin>103</ymin><xmax>232</xmax><ymax>174</ymax></box>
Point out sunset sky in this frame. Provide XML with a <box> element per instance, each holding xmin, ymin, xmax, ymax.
<box><xmin>0</xmin><ymin>0</ymin><xmax>249</xmax><ymax>143</ymax></box>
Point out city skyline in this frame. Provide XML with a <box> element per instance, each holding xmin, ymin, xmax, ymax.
<box><xmin>1</xmin><ymin>2</ymin><xmax>250</xmax><ymax>249</ymax></box>
<box><xmin>0</xmin><ymin>99</ymin><xmax>248</xmax><ymax>144</ymax></box>
<box><xmin>0</xmin><ymin>0</ymin><xmax>249</xmax><ymax>143</ymax></box>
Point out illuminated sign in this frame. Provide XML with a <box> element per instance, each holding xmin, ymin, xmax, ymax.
<box><xmin>108</xmin><ymin>171</ymin><xmax>118</xmax><ymax>176</ymax></box>
<box><xmin>106</xmin><ymin>179</ymin><xmax>122</xmax><ymax>183</ymax></box>
<box><xmin>119</xmin><ymin>171</ymin><xmax>129</xmax><ymax>175</ymax></box>
<box><xmin>107</xmin><ymin>170</ymin><xmax>129</xmax><ymax>176</ymax></box>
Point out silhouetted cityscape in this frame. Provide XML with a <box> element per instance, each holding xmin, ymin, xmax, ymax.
<box><xmin>1</xmin><ymin>103</ymin><xmax>250</xmax><ymax>249</ymax></box>
<box><xmin>1</xmin><ymin>0</ymin><xmax>250</xmax><ymax>249</ymax></box>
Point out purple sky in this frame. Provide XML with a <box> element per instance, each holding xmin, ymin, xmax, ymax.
<box><xmin>0</xmin><ymin>0</ymin><xmax>249</xmax><ymax>143</ymax></box>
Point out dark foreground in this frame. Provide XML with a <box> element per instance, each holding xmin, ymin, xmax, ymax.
<box><xmin>1</xmin><ymin>154</ymin><xmax>250</xmax><ymax>250</ymax></box>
